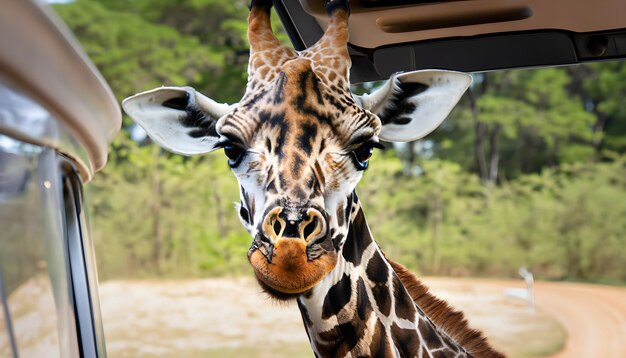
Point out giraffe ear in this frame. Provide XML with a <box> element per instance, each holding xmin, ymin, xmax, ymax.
<box><xmin>355</xmin><ymin>70</ymin><xmax>472</xmax><ymax>142</ymax></box>
<box><xmin>122</xmin><ymin>87</ymin><xmax>237</xmax><ymax>155</ymax></box>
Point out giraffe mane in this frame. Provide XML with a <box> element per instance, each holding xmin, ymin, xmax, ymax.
<box><xmin>388</xmin><ymin>259</ymin><xmax>505</xmax><ymax>358</ymax></box>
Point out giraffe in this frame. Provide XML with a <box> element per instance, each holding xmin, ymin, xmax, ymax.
<box><xmin>122</xmin><ymin>0</ymin><xmax>504</xmax><ymax>356</ymax></box>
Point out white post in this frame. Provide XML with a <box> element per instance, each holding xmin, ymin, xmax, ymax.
<box><xmin>518</xmin><ymin>267</ymin><xmax>534</xmax><ymax>311</ymax></box>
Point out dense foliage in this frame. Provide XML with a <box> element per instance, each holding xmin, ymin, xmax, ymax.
<box><xmin>54</xmin><ymin>0</ymin><xmax>626</xmax><ymax>283</ymax></box>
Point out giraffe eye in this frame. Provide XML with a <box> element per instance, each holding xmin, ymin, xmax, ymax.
<box><xmin>351</xmin><ymin>141</ymin><xmax>384</xmax><ymax>170</ymax></box>
<box><xmin>223</xmin><ymin>143</ymin><xmax>246</xmax><ymax>167</ymax></box>
<box><xmin>352</xmin><ymin>144</ymin><xmax>375</xmax><ymax>170</ymax></box>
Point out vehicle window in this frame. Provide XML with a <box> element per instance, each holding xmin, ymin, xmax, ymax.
<box><xmin>0</xmin><ymin>64</ymin><xmax>96</xmax><ymax>358</ymax></box>
<box><xmin>0</xmin><ymin>266</ymin><xmax>18</xmax><ymax>358</ymax></box>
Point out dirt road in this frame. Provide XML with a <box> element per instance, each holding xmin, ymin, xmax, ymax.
<box><xmin>426</xmin><ymin>278</ymin><xmax>626</xmax><ymax>358</ymax></box>
<box><xmin>533</xmin><ymin>281</ymin><xmax>626</xmax><ymax>357</ymax></box>
<box><xmin>95</xmin><ymin>277</ymin><xmax>626</xmax><ymax>357</ymax></box>
<box><xmin>4</xmin><ymin>276</ymin><xmax>625</xmax><ymax>357</ymax></box>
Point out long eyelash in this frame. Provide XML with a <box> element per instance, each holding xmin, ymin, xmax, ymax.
<box><xmin>369</xmin><ymin>141</ymin><xmax>385</xmax><ymax>150</ymax></box>
<box><xmin>351</xmin><ymin>141</ymin><xmax>384</xmax><ymax>153</ymax></box>
<box><xmin>346</xmin><ymin>134</ymin><xmax>373</xmax><ymax>147</ymax></box>
<box><xmin>217</xmin><ymin>133</ymin><xmax>246</xmax><ymax>147</ymax></box>
<box><xmin>214</xmin><ymin>139</ymin><xmax>230</xmax><ymax>149</ymax></box>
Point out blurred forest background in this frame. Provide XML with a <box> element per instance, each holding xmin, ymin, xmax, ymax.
<box><xmin>53</xmin><ymin>0</ymin><xmax>626</xmax><ymax>284</ymax></box>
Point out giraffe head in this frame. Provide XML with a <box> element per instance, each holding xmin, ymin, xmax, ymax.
<box><xmin>122</xmin><ymin>0</ymin><xmax>470</xmax><ymax>299</ymax></box>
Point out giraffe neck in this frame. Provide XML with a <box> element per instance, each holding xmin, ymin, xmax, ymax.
<box><xmin>296</xmin><ymin>196</ymin><xmax>470</xmax><ymax>357</ymax></box>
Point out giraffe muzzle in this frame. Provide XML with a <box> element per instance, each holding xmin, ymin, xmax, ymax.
<box><xmin>248</xmin><ymin>206</ymin><xmax>336</xmax><ymax>296</ymax></box>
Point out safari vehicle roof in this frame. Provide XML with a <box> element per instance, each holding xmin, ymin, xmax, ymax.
<box><xmin>275</xmin><ymin>0</ymin><xmax>626</xmax><ymax>83</ymax></box>
<box><xmin>0</xmin><ymin>0</ymin><xmax>121</xmax><ymax>182</ymax></box>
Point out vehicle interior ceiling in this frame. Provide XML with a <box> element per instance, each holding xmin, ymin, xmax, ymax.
<box><xmin>274</xmin><ymin>0</ymin><xmax>626</xmax><ymax>82</ymax></box>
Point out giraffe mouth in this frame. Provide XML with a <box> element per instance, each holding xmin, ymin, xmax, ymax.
<box><xmin>248</xmin><ymin>236</ymin><xmax>337</xmax><ymax>296</ymax></box>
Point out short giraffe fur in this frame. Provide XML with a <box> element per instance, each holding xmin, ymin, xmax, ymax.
<box><xmin>123</xmin><ymin>0</ymin><xmax>503</xmax><ymax>356</ymax></box>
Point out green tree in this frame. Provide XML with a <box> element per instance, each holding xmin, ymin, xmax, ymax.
<box><xmin>584</xmin><ymin>61</ymin><xmax>626</xmax><ymax>155</ymax></box>
<box><xmin>435</xmin><ymin>68</ymin><xmax>597</xmax><ymax>183</ymax></box>
<box><xmin>55</xmin><ymin>0</ymin><xmax>221</xmax><ymax>102</ymax></box>
<box><xmin>89</xmin><ymin>133</ymin><xmax>249</xmax><ymax>278</ymax></box>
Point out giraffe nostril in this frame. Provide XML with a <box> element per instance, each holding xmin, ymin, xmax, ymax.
<box><xmin>262</xmin><ymin>207</ymin><xmax>285</xmax><ymax>240</ymax></box>
<box><xmin>301</xmin><ymin>209</ymin><xmax>326</xmax><ymax>243</ymax></box>
<box><xmin>273</xmin><ymin>220</ymin><xmax>282</xmax><ymax>236</ymax></box>
<box><xmin>302</xmin><ymin>217</ymin><xmax>317</xmax><ymax>240</ymax></box>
